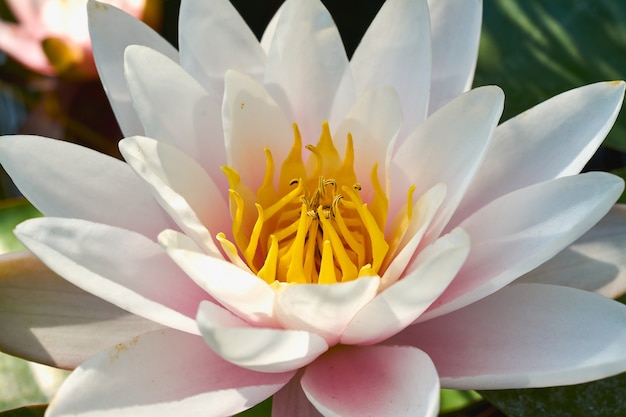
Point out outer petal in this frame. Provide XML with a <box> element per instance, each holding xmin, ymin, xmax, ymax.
<box><xmin>178</xmin><ymin>0</ymin><xmax>266</xmax><ymax>99</ymax></box>
<box><xmin>124</xmin><ymin>45</ymin><xmax>227</xmax><ymax>189</ymax></box>
<box><xmin>223</xmin><ymin>70</ymin><xmax>293</xmax><ymax>192</ymax></box>
<box><xmin>392</xmin><ymin>86</ymin><xmax>503</xmax><ymax>244</ymax></box>
<box><xmin>519</xmin><ymin>204</ymin><xmax>626</xmax><ymax>299</ymax></box>
<box><xmin>119</xmin><ymin>135</ymin><xmax>229</xmax><ymax>258</ymax></box>
<box><xmin>301</xmin><ymin>345</ymin><xmax>439</xmax><ymax>417</ymax></box>
<box><xmin>341</xmin><ymin>229</ymin><xmax>469</xmax><ymax>345</ymax></box>
<box><xmin>46</xmin><ymin>329</ymin><xmax>294</xmax><ymax>417</ymax></box>
<box><xmin>264</xmin><ymin>0</ymin><xmax>354</xmax><ymax>142</ymax></box>
<box><xmin>351</xmin><ymin>0</ymin><xmax>431</xmax><ymax>138</ymax></box>
<box><xmin>451</xmin><ymin>81</ymin><xmax>626</xmax><ymax>226</ymax></box>
<box><xmin>15</xmin><ymin>217</ymin><xmax>207</xmax><ymax>335</ymax></box>
<box><xmin>275</xmin><ymin>276</ymin><xmax>380</xmax><ymax>345</ymax></box>
<box><xmin>333</xmin><ymin>85</ymin><xmax>403</xmax><ymax>200</ymax></box>
<box><xmin>391</xmin><ymin>284</ymin><xmax>626</xmax><ymax>389</ymax></box>
<box><xmin>426</xmin><ymin>0</ymin><xmax>482</xmax><ymax>114</ymax></box>
<box><xmin>420</xmin><ymin>172</ymin><xmax>624</xmax><ymax>322</ymax></box>
<box><xmin>197</xmin><ymin>302</ymin><xmax>328</xmax><ymax>374</ymax></box>
<box><xmin>272</xmin><ymin>374</ymin><xmax>323</xmax><ymax>417</ymax></box>
<box><xmin>0</xmin><ymin>135</ymin><xmax>173</xmax><ymax>240</ymax></box>
<box><xmin>88</xmin><ymin>0</ymin><xmax>178</xmax><ymax>137</ymax></box>
<box><xmin>260</xmin><ymin>3</ymin><xmax>283</xmax><ymax>53</ymax></box>
<box><xmin>0</xmin><ymin>251</ymin><xmax>161</xmax><ymax>369</ymax></box>
<box><xmin>163</xmin><ymin>243</ymin><xmax>277</xmax><ymax>327</ymax></box>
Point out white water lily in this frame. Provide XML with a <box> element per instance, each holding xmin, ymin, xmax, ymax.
<box><xmin>1</xmin><ymin>0</ymin><xmax>626</xmax><ymax>416</ymax></box>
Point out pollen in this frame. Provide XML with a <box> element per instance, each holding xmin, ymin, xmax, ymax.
<box><xmin>219</xmin><ymin>121</ymin><xmax>414</xmax><ymax>285</ymax></box>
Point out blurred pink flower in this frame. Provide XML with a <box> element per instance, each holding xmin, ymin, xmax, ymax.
<box><xmin>0</xmin><ymin>0</ymin><xmax>148</xmax><ymax>77</ymax></box>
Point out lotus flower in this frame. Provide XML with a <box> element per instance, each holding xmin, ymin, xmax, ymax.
<box><xmin>0</xmin><ymin>0</ymin><xmax>150</xmax><ymax>77</ymax></box>
<box><xmin>2</xmin><ymin>0</ymin><xmax>626</xmax><ymax>416</ymax></box>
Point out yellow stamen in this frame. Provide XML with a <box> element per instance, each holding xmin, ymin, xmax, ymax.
<box><xmin>218</xmin><ymin>122</ymin><xmax>415</xmax><ymax>285</ymax></box>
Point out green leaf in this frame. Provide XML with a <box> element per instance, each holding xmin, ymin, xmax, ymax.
<box><xmin>611</xmin><ymin>167</ymin><xmax>626</xmax><ymax>203</ymax></box>
<box><xmin>440</xmin><ymin>390</ymin><xmax>482</xmax><ymax>414</ymax></box>
<box><xmin>0</xmin><ymin>198</ymin><xmax>41</xmax><ymax>254</ymax></box>
<box><xmin>480</xmin><ymin>372</ymin><xmax>626</xmax><ymax>417</ymax></box>
<box><xmin>0</xmin><ymin>353</ymin><xmax>47</xmax><ymax>412</ymax></box>
<box><xmin>476</xmin><ymin>0</ymin><xmax>626</xmax><ymax>152</ymax></box>
<box><xmin>0</xmin><ymin>405</ymin><xmax>47</xmax><ymax>417</ymax></box>
<box><xmin>234</xmin><ymin>397</ymin><xmax>272</xmax><ymax>416</ymax></box>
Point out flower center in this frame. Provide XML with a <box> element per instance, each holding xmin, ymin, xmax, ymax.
<box><xmin>218</xmin><ymin>122</ymin><xmax>414</xmax><ymax>285</ymax></box>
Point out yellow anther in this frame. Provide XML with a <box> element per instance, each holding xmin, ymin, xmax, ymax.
<box><xmin>218</xmin><ymin>121</ymin><xmax>414</xmax><ymax>287</ymax></box>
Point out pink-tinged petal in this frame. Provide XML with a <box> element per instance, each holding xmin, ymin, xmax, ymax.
<box><xmin>392</xmin><ymin>86</ymin><xmax>503</xmax><ymax>245</ymax></box>
<box><xmin>0</xmin><ymin>135</ymin><xmax>173</xmax><ymax>240</ymax></box>
<box><xmin>275</xmin><ymin>276</ymin><xmax>380</xmax><ymax>345</ymax></box>
<box><xmin>197</xmin><ymin>302</ymin><xmax>328</xmax><ymax>373</ymax></box>
<box><xmin>15</xmin><ymin>217</ymin><xmax>207</xmax><ymax>335</ymax></box>
<box><xmin>46</xmin><ymin>328</ymin><xmax>294</xmax><ymax>417</ymax></box>
<box><xmin>381</xmin><ymin>183</ymin><xmax>446</xmax><ymax>289</ymax></box>
<box><xmin>334</xmin><ymin>85</ymin><xmax>403</xmax><ymax>200</ymax></box>
<box><xmin>392</xmin><ymin>284</ymin><xmax>626</xmax><ymax>389</ymax></box>
<box><xmin>264</xmin><ymin>0</ymin><xmax>354</xmax><ymax>142</ymax></box>
<box><xmin>124</xmin><ymin>45</ymin><xmax>227</xmax><ymax>189</ymax></box>
<box><xmin>351</xmin><ymin>0</ymin><xmax>431</xmax><ymax>139</ymax></box>
<box><xmin>178</xmin><ymin>0</ymin><xmax>266</xmax><ymax>99</ymax></box>
<box><xmin>272</xmin><ymin>374</ymin><xmax>324</xmax><ymax>417</ymax></box>
<box><xmin>302</xmin><ymin>345</ymin><xmax>439</xmax><ymax>417</ymax></box>
<box><xmin>163</xmin><ymin>244</ymin><xmax>278</xmax><ymax>327</ymax></box>
<box><xmin>0</xmin><ymin>251</ymin><xmax>161</xmax><ymax>369</ymax></box>
<box><xmin>341</xmin><ymin>229</ymin><xmax>469</xmax><ymax>345</ymax></box>
<box><xmin>223</xmin><ymin>70</ymin><xmax>293</xmax><ymax>192</ymax></box>
<box><xmin>427</xmin><ymin>0</ymin><xmax>481</xmax><ymax>114</ymax></box>
<box><xmin>87</xmin><ymin>0</ymin><xmax>178</xmax><ymax>137</ymax></box>
<box><xmin>451</xmin><ymin>81</ymin><xmax>626</xmax><ymax>226</ymax></box>
<box><xmin>5</xmin><ymin>0</ymin><xmax>40</xmax><ymax>30</ymax></box>
<box><xmin>0</xmin><ymin>22</ymin><xmax>54</xmax><ymax>75</ymax></box>
<box><xmin>519</xmin><ymin>204</ymin><xmax>626</xmax><ymax>299</ymax></box>
<box><xmin>119</xmin><ymin>136</ymin><xmax>228</xmax><ymax>258</ymax></box>
<box><xmin>420</xmin><ymin>172</ymin><xmax>624</xmax><ymax>322</ymax></box>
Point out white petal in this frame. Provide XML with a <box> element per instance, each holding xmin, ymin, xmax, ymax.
<box><xmin>163</xmin><ymin>244</ymin><xmax>277</xmax><ymax>327</ymax></box>
<box><xmin>87</xmin><ymin>0</ymin><xmax>178</xmax><ymax>137</ymax></box>
<box><xmin>392</xmin><ymin>86</ymin><xmax>503</xmax><ymax>244</ymax></box>
<box><xmin>333</xmin><ymin>85</ymin><xmax>403</xmax><ymax>200</ymax></box>
<box><xmin>275</xmin><ymin>276</ymin><xmax>380</xmax><ymax>345</ymax></box>
<box><xmin>46</xmin><ymin>329</ymin><xmax>294</xmax><ymax>417</ymax></box>
<box><xmin>264</xmin><ymin>0</ymin><xmax>354</xmax><ymax>141</ymax></box>
<box><xmin>124</xmin><ymin>45</ymin><xmax>227</xmax><ymax>188</ymax></box>
<box><xmin>15</xmin><ymin>218</ymin><xmax>206</xmax><ymax>334</ymax></box>
<box><xmin>351</xmin><ymin>0</ymin><xmax>431</xmax><ymax>138</ymax></box>
<box><xmin>222</xmin><ymin>70</ymin><xmax>293</xmax><ymax>192</ymax></box>
<box><xmin>197</xmin><ymin>303</ymin><xmax>328</xmax><ymax>373</ymax></box>
<box><xmin>0</xmin><ymin>251</ymin><xmax>161</xmax><ymax>369</ymax></box>
<box><xmin>391</xmin><ymin>284</ymin><xmax>626</xmax><ymax>389</ymax></box>
<box><xmin>452</xmin><ymin>81</ymin><xmax>626</xmax><ymax>226</ymax></box>
<box><xmin>341</xmin><ymin>229</ymin><xmax>469</xmax><ymax>345</ymax></box>
<box><xmin>302</xmin><ymin>345</ymin><xmax>439</xmax><ymax>417</ymax></box>
<box><xmin>427</xmin><ymin>0</ymin><xmax>482</xmax><ymax>114</ymax></box>
<box><xmin>119</xmin><ymin>136</ymin><xmax>228</xmax><ymax>258</ymax></box>
<box><xmin>178</xmin><ymin>0</ymin><xmax>266</xmax><ymax>98</ymax></box>
<box><xmin>381</xmin><ymin>183</ymin><xmax>446</xmax><ymax>288</ymax></box>
<box><xmin>260</xmin><ymin>3</ymin><xmax>283</xmax><ymax>53</ymax></box>
<box><xmin>420</xmin><ymin>172</ymin><xmax>624</xmax><ymax>322</ymax></box>
<box><xmin>0</xmin><ymin>135</ymin><xmax>173</xmax><ymax>240</ymax></box>
<box><xmin>519</xmin><ymin>204</ymin><xmax>626</xmax><ymax>299</ymax></box>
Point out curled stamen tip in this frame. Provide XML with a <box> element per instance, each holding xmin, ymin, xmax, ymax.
<box><xmin>289</xmin><ymin>178</ymin><xmax>300</xmax><ymax>186</ymax></box>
